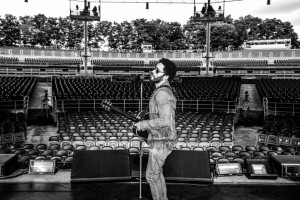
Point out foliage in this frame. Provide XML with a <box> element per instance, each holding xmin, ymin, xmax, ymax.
<box><xmin>0</xmin><ymin>13</ymin><xmax>299</xmax><ymax>50</ymax></box>
<box><xmin>0</xmin><ymin>14</ymin><xmax>21</xmax><ymax>46</ymax></box>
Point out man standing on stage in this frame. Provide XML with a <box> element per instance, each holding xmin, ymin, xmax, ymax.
<box><xmin>134</xmin><ymin>58</ymin><xmax>177</xmax><ymax>200</ymax></box>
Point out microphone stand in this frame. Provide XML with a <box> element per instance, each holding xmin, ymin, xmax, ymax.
<box><xmin>138</xmin><ymin>137</ymin><xmax>145</xmax><ymax>199</ymax></box>
<box><xmin>132</xmin><ymin>75</ymin><xmax>149</xmax><ymax>200</ymax></box>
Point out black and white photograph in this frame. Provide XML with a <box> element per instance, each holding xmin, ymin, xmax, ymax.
<box><xmin>0</xmin><ymin>0</ymin><xmax>300</xmax><ymax>199</ymax></box>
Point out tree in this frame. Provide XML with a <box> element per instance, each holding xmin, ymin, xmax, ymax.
<box><xmin>233</xmin><ymin>15</ymin><xmax>299</xmax><ymax>48</ymax></box>
<box><xmin>166</xmin><ymin>22</ymin><xmax>184</xmax><ymax>50</ymax></box>
<box><xmin>0</xmin><ymin>14</ymin><xmax>20</xmax><ymax>46</ymax></box>
<box><xmin>31</xmin><ymin>14</ymin><xmax>49</xmax><ymax>46</ymax></box>
<box><xmin>182</xmin><ymin>21</ymin><xmax>206</xmax><ymax>51</ymax></box>
<box><xmin>233</xmin><ymin>15</ymin><xmax>263</xmax><ymax>48</ymax></box>
<box><xmin>19</xmin><ymin>15</ymin><xmax>33</xmax><ymax>46</ymax></box>
<box><xmin>211</xmin><ymin>23</ymin><xmax>239</xmax><ymax>50</ymax></box>
<box><xmin>93</xmin><ymin>20</ymin><xmax>114</xmax><ymax>51</ymax></box>
<box><xmin>0</xmin><ymin>13</ymin><xmax>299</xmax><ymax>50</ymax></box>
<box><xmin>68</xmin><ymin>18</ymin><xmax>84</xmax><ymax>49</ymax></box>
<box><xmin>259</xmin><ymin>18</ymin><xmax>299</xmax><ymax>48</ymax></box>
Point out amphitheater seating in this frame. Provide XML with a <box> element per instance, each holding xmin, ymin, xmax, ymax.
<box><xmin>256</xmin><ymin>79</ymin><xmax>300</xmax><ymax>103</ymax></box>
<box><xmin>53</xmin><ymin>110</ymin><xmax>235</xmax><ymax>153</ymax></box>
<box><xmin>92</xmin><ymin>59</ymin><xmax>201</xmax><ymax>73</ymax></box>
<box><xmin>0</xmin><ymin>77</ymin><xmax>36</xmax><ymax>100</ymax></box>
<box><xmin>149</xmin><ymin>60</ymin><xmax>202</xmax><ymax>67</ymax></box>
<box><xmin>0</xmin><ymin>112</ymin><xmax>27</xmax><ymax>144</ymax></box>
<box><xmin>24</xmin><ymin>58</ymin><xmax>82</xmax><ymax>65</ymax></box>
<box><xmin>0</xmin><ymin>56</ymin><xmax>19</xmax><ymax>63</ymax></box>
<box><xmin>173</xmin><ymin>77</ymin><xmax>241</xmax><ymax>101</ymax></box>
<box><xmin>212</xmin><ymin>59</ymin><xmax>268</xmax><ymax>67</ymax></box>
<box><xmin>52</xmin><ymin>77</ymin><xmax>241</xmax><ymax>103</ymax></box>
<box><xmin>92</xmin><ymin>59</ymin><xmax>143</xmax><ymax>67</ymax></box>
<box><xmin>256</xmin><ymin>114</ymin><xmax>300</xmax><ymax>149</ymax></box>
<box><xmin>1</xmin><ymin>123</ymin><xmax>299</xmax><ymax>170</ymax></box>
<box><xmin>274</xmin><ymin>59</ymin><xmax>300</xmax><ymax>66</ymax></box>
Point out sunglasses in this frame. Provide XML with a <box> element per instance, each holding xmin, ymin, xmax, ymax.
<box><xmin>153</xmin><ymin>65</ymin><xmax>164</xmax><ymax>74</ymax></box>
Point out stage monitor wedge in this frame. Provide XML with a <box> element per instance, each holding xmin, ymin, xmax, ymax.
<box><xmin>163</xmin><ymin>150</ymin><xmax>213</xmax><ymax>183</ymax></box>
<box><xmin>71</xmin><ymin>150</ymin><xmax>131</xmax><ymax>182</ymax></box>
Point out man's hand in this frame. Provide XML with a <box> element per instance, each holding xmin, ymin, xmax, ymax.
<box><xmin>132</xmin><ymin>122</ymin><xmax>141</xmax><ymax>131</ymax></box>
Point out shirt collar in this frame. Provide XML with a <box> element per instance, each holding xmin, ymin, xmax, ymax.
<box><xmin>155</xmin><ymin>80</ymin><xmax>170</xmax><ymax>88</ymax></box>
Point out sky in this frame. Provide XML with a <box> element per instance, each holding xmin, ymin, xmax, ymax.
<box><xmin>0</xmin><ymin>0</ymin><xmax>300</xmax><ymax>37</ymax></box>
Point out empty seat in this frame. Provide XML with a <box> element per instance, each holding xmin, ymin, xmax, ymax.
<box><xmin>18</xmin><ymin>155</ymin><xmax>32</xmax><ymax>169</ymax></box>
<box><xmin>27</xmin><ymin>149</ymin><xmax>41</xmax><ymax>158</ymax></box>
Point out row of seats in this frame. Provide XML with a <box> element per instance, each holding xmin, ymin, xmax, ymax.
<box><xmin>0</xmin><ymin>143</ymin><xmax>74</xmax><ymax>169</ymax></box>
<box><xmin>0</xmin><ymin>112</ymin><xmax>26</xmax><ymax>123</ymax></box>
<box><xmin>55</xmin><ymin>110</ymin><xmax>234</xmax><ymax>150</ymax></box>
<box><xmin>24</xmin><ymin>58</ymin><xmax>82</xmax><ymax>65</ymax></box>
<box><xmin>93</xmin><ymin>66</ymin><xmax>199</xmax><ymax>72</ymax></box>
<box><xmin>0</xmin><ymin>76</ymin><xmax>36</xmax><ymax>100</ymax></box>
<box><xmin>0</xmin><ymin>65</ymin><xmax>78</xmax><ymax>69</ymax></box>
<box><xmin>2</xmin><ymin>141</ymin><xmax>300</xmax><ymax>170</ymax></box>
<box><xmin>57</xmin><ymin>110</ymin><xmax>234</xmax><ymax>132</ymax></box>
<box><xmin>1</xmin><ymin>121</ymin><xmax>26</xmax><ymax>134</ymax></box>
<box><xmin>92</xmin><ymin>59</ymin><xmax>143</xmax><ymax>66</ymax></box>
<box><xmin>52</xmin><ymin>77</ymin><xmax>241</xmax><ymax>101</ymax></box>
<box><xmin>93</xmin><ymin>59</ymin><xmax>203</xmax><ymax>67</ymax></box>
<box><xmin>0</xmin><ymin>56</ymin><xmax>19</xmax><ymax>63</ymax></box>
<box><xmin>274</xmin><ymin>59</ymin><xmax>300</xmax><ymax>65</ymax></box>
<box><xmin>257</xmin><ymin>114</ymin><xmax>300</xmax><ymax>148</ymax></box>
<box><xmin>2</xmin><ymin>57</ymin><xmax>202</xmax><ymax>68</ymax></box>
<box><xmin>173</xmin><ymin>77</ymin><xmax>241</xmax><ymax>101</ymax></box>
<box><xmin>256</xmin><ymin>79</ymin><xmax>300</xmax><ymax>103</ymax></box>
<box><xmin>212</xmin><ymin>60</ymin><xmax>268</xmax><ymax>67</ymax></box>
<box><xmin>149</xmin><ymin>60</ymin><xmax>203</xmax><ymax>67</ymax></box>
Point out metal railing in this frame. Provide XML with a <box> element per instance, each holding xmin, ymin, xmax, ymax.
<box><xmin>0</xmin><ymin>98</ymin><xmax>27</xmax><ymax>111</ymax></box>
<box><xmin>263</xmin><ymin>98</ymin><xmax>300</xmax><ymax>117</ymax></box>
<box><xmin>0</xmin><ymin>96</ymin><xmax>29</xmax><ymax>120</ymax></box>
<box><xmin>54</xmin><ymin>98</ymin><xmax>238</xmax><ymax>114</ymax></box>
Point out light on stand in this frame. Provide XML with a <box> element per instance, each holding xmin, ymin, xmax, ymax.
<box><xmin>146</xmin><ymin>2</ymin><xmax>149</xmax><ymax>9</ymax></box>
<box><xmin>24</xmin><ymin>0</ymin><xmax>28</xmax><ymax>2</ymax></box>
<box><xmin>267</xmin><ymin>0</ymin><xmax>271</xmax><ymax>5</ymax></box>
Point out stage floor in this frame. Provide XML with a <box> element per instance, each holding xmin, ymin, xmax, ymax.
<box><xmin>1</xmin><ymin>169</ymin><xmax>300</xmax><ymax>200</ymax></box>
<box><xmin>1</xmin><ymin>181</ymin><xmax>300</xmax><ymax>200</ymax></box>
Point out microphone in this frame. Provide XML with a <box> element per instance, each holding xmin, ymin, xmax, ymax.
<box><xmin>136</xmin><ymin>74</ymin><xmax>150</xmax><ymax>82</ymax></box>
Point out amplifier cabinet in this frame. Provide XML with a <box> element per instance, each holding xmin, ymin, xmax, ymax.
<box><xmin>0</xmin><ymin>154</ymin><xmax>18</xmax><ymax>176</ymax></box>
<box><xmin>271</xmin><ymin>155</ymin><xmax>300</xmax><ymax>180</ymax></box>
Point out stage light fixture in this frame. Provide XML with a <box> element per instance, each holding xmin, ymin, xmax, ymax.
<box><xmin>28</xmin><ymin>160</ymin><xmax>56</xmax><ymax>174</ymax></box>
<box><xmin>216</xmin><ymin>163</ymin><xmax>243</xmax><ymax>176</ymax></box>
<box><xmin>267</xmin><ymin>0</ymin><xmax>271</xmax><ymax>5</ymax></box>
<box><xmin>251</xmin><ymin>164</ymin><xmax>267</xmax><ymax>174</ymax></box>
<box><xmin>245</xmin><ymin>158</ymin><xmax>278</xmax><ymax>180</ymax></box>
